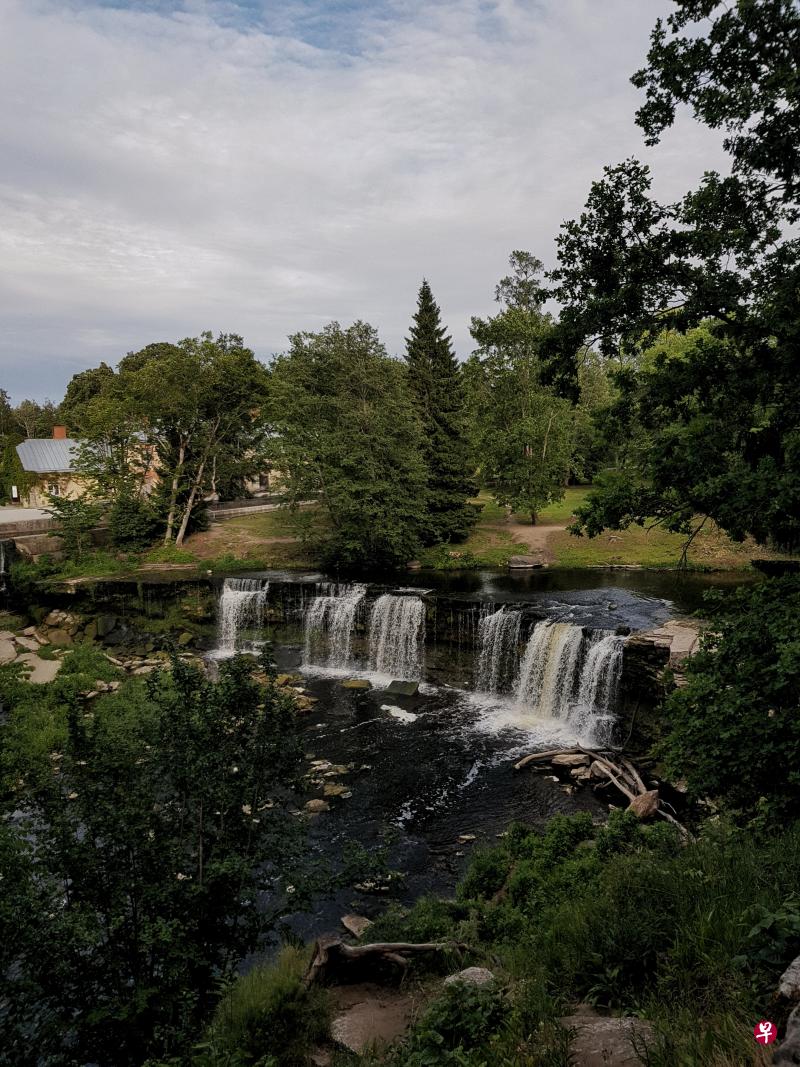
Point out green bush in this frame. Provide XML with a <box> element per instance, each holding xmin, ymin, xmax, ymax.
<box><xmin>659</xmin><ymin>575</ymin><xmax>800</xmax><ymax>820</ymax></box>
<box><xmin>204</xmin><ymin>946</ymin><xmax>330</xmax><ymax>1066</ymax></box>
<box><xmin>108</xmin><ymin>495</ymin><xmax>160</xmax><ymax>549</ymax></box>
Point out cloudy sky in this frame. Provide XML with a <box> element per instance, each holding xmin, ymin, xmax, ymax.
<box><xmin>0</xmin><ymin>0</ymin><xmax>726</xmax><ymax>402</ymax></box>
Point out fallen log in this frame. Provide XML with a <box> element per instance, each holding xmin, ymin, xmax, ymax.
<box><xmin>514</xmin><ymin>746</ymin><xmax>693</xmax><ymax>839</ymax></box>
<box><xmin>304</xmin><ymin>936</ymin><xmax>468</xmax><ymax>986</ymax></box>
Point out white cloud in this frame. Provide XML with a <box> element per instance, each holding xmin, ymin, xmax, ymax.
<box><xmin>0</xmin><ymin>0</ymin><xmax>726</xmax><ymax>400</ymax></box>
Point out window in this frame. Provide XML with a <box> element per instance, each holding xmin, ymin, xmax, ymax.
<box><xmin>47</xmin><ymin>483</ymin><xmax>61</xmax><ymax>497</ymax></box>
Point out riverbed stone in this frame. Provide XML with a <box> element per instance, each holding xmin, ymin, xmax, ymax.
<box><xmin>323</xmin><ymin>783</ymin><xmax>349</xmax><ymax>797</ymax></box>
<box><xmin>552</xmin><ymin>753</ymin><xmax>590</xmax><ymax>768</ymax></box>
<box><xmin>628</xmin><ymin>789</ymin><xmax>660</xmax><ymax>819</ymax></box>
<box><xmin>779</xmin><ymin>953</ymin><xmax>800</xmax><ymax>1000</ymax></box>
<box><xmin>385</xmin><ymin>680</ymin><xmax>419</xmax><ymax>696</ymax></box>
<box><xmin>341</xmin><ymin>678</ymin><xmax>371</xmax><ymax>690</ymax></box>
<box><xmin>444</xmin><ymin>967</ymin><xmax>496</xmax><ymax>988</ymax></box>
<box><xmin>0</xmin><ymin>639</ymin><xmax>16</xmax><ymax>664</ymax></box>
<box><xmin>341</xmin><ymin>914</ymin><xmax>373</xmax><ymax>939</ymax></box>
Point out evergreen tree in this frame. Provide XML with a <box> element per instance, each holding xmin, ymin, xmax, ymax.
<box><xmin>405</xmin><ymin>280</ymin><xmax>476</xmax><ymax>544</ymax></box>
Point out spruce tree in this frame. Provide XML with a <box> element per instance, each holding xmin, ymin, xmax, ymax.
<box><xmin>405</xmin><ymin>280</ymin><xmax>476</xmax><ymax>544</ymax></box>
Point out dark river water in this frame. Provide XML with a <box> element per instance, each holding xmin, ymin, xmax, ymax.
<box><xmin>217</xmin><ymin>566</ymin><xmax>751</xmax><ymax>944</ymax></box>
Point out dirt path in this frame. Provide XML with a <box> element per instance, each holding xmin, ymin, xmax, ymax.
<box><xmin>480</xmin><ymin>513</ymin><xmax>567</xmax><ymax>564</ymax></box>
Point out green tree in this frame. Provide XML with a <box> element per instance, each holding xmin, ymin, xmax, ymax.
<box><xmin>660</xmin><ymin>576</ymin><xmax>800</xmax><ymax>821</ymax></box>
<box><xmin>405</xmin><ymin>281</ymin><xmax>476</xmax><ymax>544</ymax></box>
<box><xmin>268</xmin><ymin>321</ymin><xmax>429</xmax><ymax>568</ymax></box>
<box><xmin>549</xmin><ymin>0</ymin><xmax>800</xmax><ymax>551</ymax></box>
<box><xmin>469</xmin><ymin>255</ymin><xmax>575</xmax><ymax>524</ymax></box>
<box><xmin>0</xmin><ymin>651</ymin><xmax>307</xmax><ymax>1065</ymax></box>
<box><xmin>45</xmin><ymin>493</ymin><xmax>104</xmax><ymax>559</ymax></box>
<box><xmin>58</xmin><ymin>362</ymin><xmax>116</xmax><ymax>432</ymax></box>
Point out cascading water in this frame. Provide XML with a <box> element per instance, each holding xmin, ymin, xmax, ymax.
<box><xmin>514</xmin><ymin>621</ymin><xmax>584</xmax><ymax>719</ymax></box>
<box><xmin>475</xmin><ymin>608</ymin><xmax>522</xmax><ymax>694</ymax></box>
<box><xmin>513</xmin><ymin>620</ymin><xmax>623</xmax><ymax>740</ymax></box>
<box><xmin>368</xmin><ymin>594</ymin><xmax>425</xmax><ymax>679</ymax></box>
<box><xmin>570</xmin><ymin>633</ymin><xmax>624</xmax><ymax>744</ymax></box>
<box><xmin>303</xmin><ymin>584</ymin><xmax>366</xmax><ymax>668</ymax></box>
<box><xmin>217</xmin><ymin>577</ymin><xmax>269</xmax><ymax>654</ymax></box>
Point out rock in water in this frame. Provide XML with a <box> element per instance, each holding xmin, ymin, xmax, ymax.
<box><xmin>444</xmin><ymin>967</ymin><xmax>495</xmax><ymax>988</ymax></box>
<box><xmin>384</xmin><ymin>680</ymin><xmax>419</xmax><ymax>696</ymax></box>
<box><xmin>381</xmin><ymin>705</ymin><xmax>417</xmax><ymax>723</ymax></box>
<box><xmin>628</xmin><ymin>790</ymin><xmax>660</xmax><ymax>819</ymax></box>
<box><xmin>507</xmin><ymin>555</ymin><xmax>544</xmax><ymax>569</ymax></box>
<box><xmin>341</xmin><ymin>678</ymin><xmax>371</xmax><ymax>690</ymax></box>
<box><xmin>341</xmin><ymin>914</ymin><xmax>373</xmax><ymax>939</ymax></box>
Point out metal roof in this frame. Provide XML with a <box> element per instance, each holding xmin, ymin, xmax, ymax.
<box><xmin>16</xmin><ymin>438</ymin><xmax>79</xmax><ymax>474</ymax></box>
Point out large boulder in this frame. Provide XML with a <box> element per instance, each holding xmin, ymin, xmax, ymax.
<box><xmin>0</xmin><ymin>639</ymin><xmax>16</xmax><ymax>664</ymax></box>
<box><xmin>774</xmin><ymin>1004</ymin><xmax>800</xmax><ymax>1064</ymax></box>
<box><xmin>95</xmin><ymin>615</ymin><xmax>118</xmax><ymax>638</ymax></box>
<box><xmin>444</xmin><ymin>967</ymin><xmax>496</xmax><ymax>988</ymax></box>
<box><xmin>47</xmin><ymin>628</ymin><xmax>73</xmax><ymax>648</ymax></box>
<box><xmin>628</xmin><ymin>790</ymin><xmax>660</xmax><ymax>820</ymax></box>
<box><xmin>780</xmin><ymin>953</ymin><xmax>800</xmax><ymax>1001</ymax></box>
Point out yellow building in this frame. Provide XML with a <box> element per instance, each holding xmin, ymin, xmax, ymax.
<box><xmin>14</xmin><ymin>427</ymin><xmax>88</xmax><ymax>508</ymax></box>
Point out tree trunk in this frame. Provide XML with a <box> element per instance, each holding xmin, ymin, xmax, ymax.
<box><xmin>531</xmin><ymin>510</ymin><xmax>537</xmax><ymax>525</ymax></box>
<box><xmin>164</xmin><ymin>439</ymin><xmax>186</xmax><ymax>545</ymax></box>
<box><xmin>174</xmin><ymin>459</ymin><xmax>206</xmax><ymax>547</ymax></box>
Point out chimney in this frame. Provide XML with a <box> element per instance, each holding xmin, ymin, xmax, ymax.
<box><xmin>52</xmin><ymin>426</ymin><xmax>67</xmax><ymax>439</ymax></box>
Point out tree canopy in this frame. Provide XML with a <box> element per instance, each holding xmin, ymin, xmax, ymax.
<box><xmin>405</xmin><ymin>280</ymin><xmax>476</xmax><ymax>544</ymax></box>
<box><xmin>548</xmin><ymin>0</ymin><xmax>800</xmax><ymax>551</ymax></box>
<box><xmin>268</xmin><ymin>321</ymin><xmax>429</xmax><ymax>568</ymax></box>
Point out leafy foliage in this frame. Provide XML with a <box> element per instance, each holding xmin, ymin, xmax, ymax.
<box><xmin>467</xmin><ymin>255</ymin><xmax>575</xmax><ymax>523</ymax></box>
<box><xmin>369</xmin><ymin>812</ymin><xmax>800</xmax><ymax>1066</ymax></box>
<box><xmin>45</xmin><ymin>493</ymin><xmax>105</xmax><ymax>559</ymax></box>
<box><xmin>405</xmin><ymin>280</ymin><xmax>476</xmax><ymax>544</ymax></box>
<box><xmin>268</xmin><ymin>321</ymin><xmax>429</xmax><ymax>569</ymax></box>
<box><xmin>660</xmin><ymin>575</ymin><xmax>800</xmax><ymax>820</ymax></box>
<box><xmin>550</xmin><ymin>0</ymin><xmax>800</xmax><ymax>552</ymax></box>
<box><xmin>0</xmin><ymin>652</ymin><xmax>308</xmax><ymax>1065</ymax></box>
<box><xmin>202</xmin><ymin>946</ymin><xmax>330</xmax><ymax>1066</ymax></box>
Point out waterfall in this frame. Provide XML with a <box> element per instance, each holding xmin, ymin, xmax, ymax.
<box><xmin>368</xmin><ymin>594</ymin><xmax>425</xmax><ymax>679</ymax></box>
<box><xmin>513</xmin><ymin>621</ymin><xmax>623</xmax><ymax>739</ymax></box>
<box><xmin>303</xmin><ymin>584</ymin><xmax>366</xmax><ymax>668</ymax></box>
<box><xmin>475</xmin><ymin>608</ymin><xmax>521</xmax><ymax>694</ymax></box>
<box><xmin>515</xmin><ymin>621</ymin><xmax>584</xmax><ymax>718</ymax></box>
<box><xmin>217</xmin><ymin>578</ymin><xmax>269</xmax><ymax>653</ymax></box>
<box><xmin>570</xmin><ymin>633</ymin><xmax>625</xmax><ymax>744</ymax></box>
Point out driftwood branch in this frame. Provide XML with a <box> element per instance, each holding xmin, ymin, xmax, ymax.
<box><xmin>304</xmin><ymin>936</ymin><xmax>468</xmax><ymax>986</ymax></box>
<box><xmin>514</xmin><ymin>746</ymin><xmax>693</xmax><ymax>839</ymax></box>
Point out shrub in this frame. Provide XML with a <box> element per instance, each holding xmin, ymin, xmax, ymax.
<box><xmin>659</xmin><ymin>575</ymin><xmax>800</xmax><ymax>820</ymax></box>
<box><xmin>204</xmin><ymin>946</ymin><xmax>330</xmax><ymax>1066</ymax></box>
<box><xmin>108</xmin><ymin>495</ymin><xmax>160</xmax><ymax>549</ymax></box>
